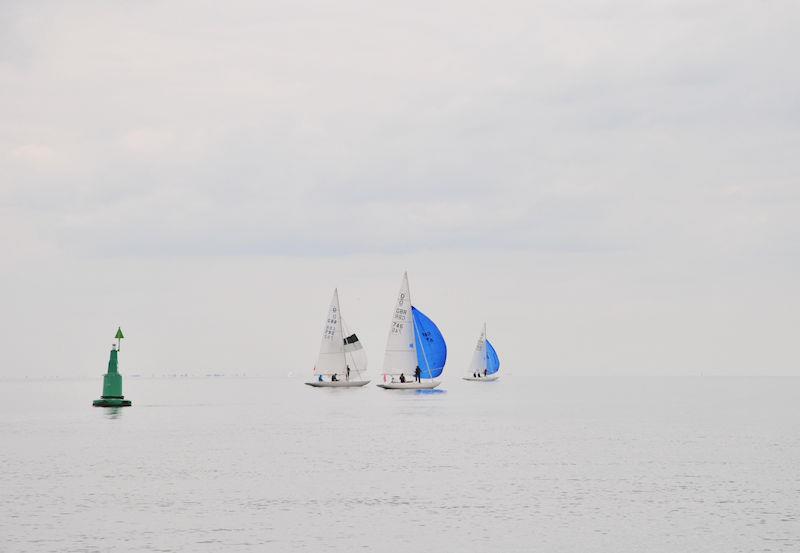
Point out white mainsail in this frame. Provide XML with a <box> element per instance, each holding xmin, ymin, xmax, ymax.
<box><xmin>314</xmin><ymin>289</ymin><xmax>347</xmax><ymax>376</ymax></box>
<box><xmin>382</xmin><ymin>272</ymin><xmax>418</xmax><ymax>375</ymax></box>
<box><xmin>466</xmin><ymin>323</ymin><xmax>487</xmax><ymax>376</ymax></box>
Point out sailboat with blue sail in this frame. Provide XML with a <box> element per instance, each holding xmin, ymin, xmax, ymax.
<box><xmin>377</xmin><ymin>272</ymin><xmax>447</xmax><ymax>389</ymax></box>
<box><xmin>306</xmin><ymin>288</ymin><xmax>370</xmax><ymax>388</ymax></box>
<box><xmin>463</xmin><ymin>323</ymin><xmax>500</xmax><ymax>381</ymax></box>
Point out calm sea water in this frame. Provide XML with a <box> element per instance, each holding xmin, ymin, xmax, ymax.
<box><xmin>1</xmin><ymin>376</ymin><xmax>799</xmax><ymax>552</ymax></box>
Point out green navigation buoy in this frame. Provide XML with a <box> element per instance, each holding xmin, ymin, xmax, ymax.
<box><xmin>92</xmin><ymin>327</ymin><xmax>132</xmax><ymax>407</ymax></box>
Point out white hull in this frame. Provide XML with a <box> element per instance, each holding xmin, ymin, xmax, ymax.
<box><xmin>462</xmin><ymin>374</ymin><xmax>500</xmax><ymax>381</ymax></box>
<box><xmin>305</xmin><ymin>380</ymin><xmax>370</xmax><ymax>388</ymax></box>
<box><xmin>377</xmin><ymin>380</ymin><xmax>440</xmax><ymax>390</ymax></box>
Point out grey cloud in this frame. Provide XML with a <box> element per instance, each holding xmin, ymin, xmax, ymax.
<box><xmin>1</xmin><ymin>0</ymin><xmax>799</xmax><ymax>375</ymax></box>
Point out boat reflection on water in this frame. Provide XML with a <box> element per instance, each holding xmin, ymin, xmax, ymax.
<box><xmin>103</xmin><ymin>406</ymin><xmax>124</xmax><ymax>420</ymax></box>
<box><xmin>415</xmin><ymin>388</ymin><xmax>446</xmax><ymax>395</ymax></box>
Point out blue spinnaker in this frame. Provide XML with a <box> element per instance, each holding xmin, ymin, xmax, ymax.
<box><xmin>411</xmin><ymin>306</ymin><xmax>447</xmax><ymax>379</ymax></box>
<box><xmin>486</xmin><ymin>339</ymin><xmax>500</xmax><ymax>375</ymax></box>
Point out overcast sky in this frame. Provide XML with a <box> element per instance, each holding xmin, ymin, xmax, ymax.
<box><xmin>1</xmin><ymin>0</ymin><xmax>799</xmax><ymax>378</ymax></box>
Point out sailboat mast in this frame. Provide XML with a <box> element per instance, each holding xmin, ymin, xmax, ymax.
<box><xmin>413</xmin><ymin>315</ymin><xmax>432</xmax><ymax>378</ymax></box>
<box><xmin>335</xmin><ymin>289</ymin><xmax>346</xmax><ymax>373</ymax></box>
<box><xmin>480</xmin><ymin>322</ymin><xmax>485</xmax><ymax>373</ymax></box>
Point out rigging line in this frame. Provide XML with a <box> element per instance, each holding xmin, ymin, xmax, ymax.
<box><xmin>482</xmin><ymin>334</ymin><xmax>487</xmax><ymax>374</ymax></box>
<box><xmin>341</xmin><ymin>314</ymin><xmax>352</xmax><ymax>374</ymax></box>
<box><xmin>342</xmin><ymin>317</ymin><xmax>364</xmax><ymax>378</ymax></box>
<box><xmin>413</xmin><ymin>310</ymin><xmax>433</xmax><ymax>379</ymax></box>
<box><xmin>482</xmin><ymin>339</ymin><xmax>487</xmax><ymax>369</ymax></box>
<box><xmin>484</xmin><ymin>324</ymin><xmax>491</xmax><ymax>374</ymax></box>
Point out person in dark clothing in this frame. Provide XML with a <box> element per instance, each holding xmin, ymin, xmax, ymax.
<box><xmin>414</xmin><ymin>366</ymin><xmax>421</xmax><ymax>383</ymax></box>
<box><xmin>346</xmin><ymin>365</ymin><xmax>350</xmax><ymax>381</ymax></box>
<box><xmin>399</xmin><ymin>373</ymin><xmax>406</xmax><ymax>383</ymax></box>
<box><xmin>332</xmin><ymin>373</ymin><xmax>338</xmax><ymax>382</ymax></box>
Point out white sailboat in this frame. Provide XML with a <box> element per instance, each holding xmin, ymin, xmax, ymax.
<box><xmin>306</xmin><ymin>288</ymin><xmax>370</xmax><ymax>388</ymax></box>
<box><xmin>462</xmin><ymin>323</ymin><xmax>500</xmax><ymax>381</ymax></box>
<box><xmin>377</xmin><ymin>272</ymin><xmax>447</xmax><ymax>389</ymax></box>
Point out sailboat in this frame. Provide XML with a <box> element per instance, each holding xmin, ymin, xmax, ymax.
<box><xmin>377</xmin><ymin>272</ymin><xmax>447</xmax><ymax>389</ymax></box>
<box><xmin>462</xmin><ymin>323</ymin><xmax>500</xmax><ymax>381</ymax></box>
<box><xmin>306</xmin><ymin>288</ymin><xmax>370</xmax><ymax>388</ymax></box>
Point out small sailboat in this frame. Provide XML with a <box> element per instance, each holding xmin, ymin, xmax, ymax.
<box><xmin>306</xmin><ymin>288</ymin><xmax>370</xmax><ymax>388</ymax></box>
<box><xmin>377</xmin><ymin>272</ymin><xmax>447</xmax><ymax>389</ymax></box>
<box><xmin>462</xmin><ymin>323</ymin><xmax>500</xmax><ymax>381</ymax></box>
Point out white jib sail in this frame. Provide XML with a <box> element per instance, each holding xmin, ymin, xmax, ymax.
<box><xmin>466</xmin><ymin>323</ymin><xmax>487</xmax><ymax>376</ymax></box>
<box><xmin>342</xmin><ymin>316</ymin><xmax>368</xmax><ymax>380</ymax></box>
<box><xmin>315</xmin><ymin>289</ymin><xmax>347</xmax><ymax>376</ymax></box>
<box><xmin>382</xmin><ymin>272</ymin><xmax>418</xmax><ymax>376</ymax></box>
